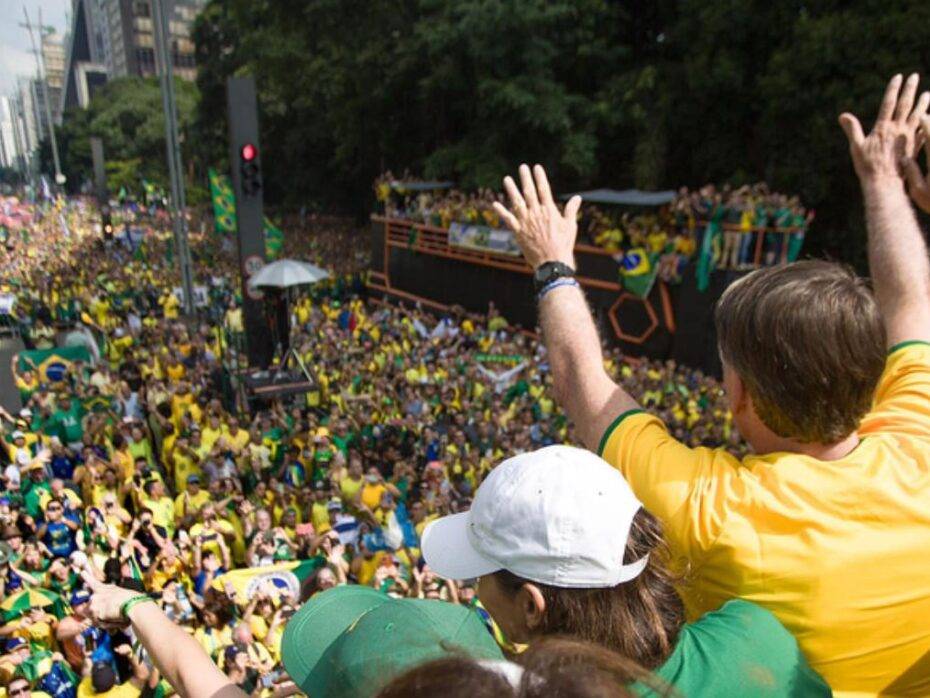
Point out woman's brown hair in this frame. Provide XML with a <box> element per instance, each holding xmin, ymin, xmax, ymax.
<box><xmin>493</xmin><ymin>508</ymin><xmax>685</xmax><ymax>670</ymax></box>
<box><xmin>376</xmin><ymin>636</ymin><xmax>672</xmax><ymax>698</ymax></box>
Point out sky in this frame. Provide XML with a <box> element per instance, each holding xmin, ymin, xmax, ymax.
<box><xmin>0</xmin><ymin>0</ymin><xmax>71</xmax><ymax>96</ymax></box>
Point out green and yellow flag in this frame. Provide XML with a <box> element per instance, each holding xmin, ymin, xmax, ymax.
<box><xmin>618</xmin><ymin>247</ymin><xmax>660</xmax><ymax>299</ymax></box>
<box><xmin>263</xmin><ymin>217</ymin><xmax>284</xmax><ymax>260</ymax></box>
<box><xmin>208</xmin><ymin>168</ymin><xmax>284</xmax><ymax>259</ymax></box>
<box><xmin>212</xmin><ymin>559</ymin><xmax>323</xmax><ymax>602</ymax></box>
<box><xmin>208</xmin><ymin>168</ymin><xmax>237</xmax><ymax>234</ymax></box>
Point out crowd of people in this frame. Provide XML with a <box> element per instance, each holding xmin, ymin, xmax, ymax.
<box><xmin>375</xmin><ymin>173</ymin><xmax>814</xmax><ymax>285</ymax></box>
<box><xmin>0</xmin><ymin>72</ymin><xmax>928</xmax><ymax>698</ymax></box>
<box><xmin>0</xmin><ymin>168</ymin><xmax>742</xmax><ymax>696</ymax></box>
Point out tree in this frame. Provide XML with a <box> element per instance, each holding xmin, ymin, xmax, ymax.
<box><xmin>54</xmin><ymin>77</ymin><xmax>200</xmax><ymax>197</ymax></box>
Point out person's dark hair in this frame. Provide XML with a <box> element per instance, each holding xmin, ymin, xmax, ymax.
<box><xmin>201</xmin><ymin>600</ymin><xmax>232</xmax><ymax>626</ymax></box>
<box><xmin>299</xmin><ymin>564</ymin><xmax>338</xmax><ymax>602</ymax></box>
<box><xmin>715</xmin><ymin>260</ymin><xmax>885</xmax><ymax>443</ymax></box>
<box><xmin>376</xmin><ymin>637</ymin><xmax>665</xmax><ymax>698</ymax></box>
<box><xmin>492</xmin><ymin>509</ymin><xmax>684</xmax><ymax>670</ymax></box>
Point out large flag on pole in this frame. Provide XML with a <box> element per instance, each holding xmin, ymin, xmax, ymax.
<box><xmin>696</xmin><ymin>221</ymin><xmax>722</xmax><ymax>292</ymax></box>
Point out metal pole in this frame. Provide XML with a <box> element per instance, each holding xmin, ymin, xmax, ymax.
<box><xmin>152</xmin><ymin>0</ymin><xmax>195</xmax><ymax>315</ymax></box>
<box><xmin>22</xmin><ymin>6</ymin><xmax>64</xmax><ymax>187</ymax></box>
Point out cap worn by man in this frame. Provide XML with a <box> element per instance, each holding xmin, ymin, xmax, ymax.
<box><xmin>422</xmin><ymin>445</ymin><xmax>647</xmax><ymax>587</ymax></box>
<box><xmin>281</xmin><ymin>585</ymin><xmax>502</xmax><ymax>698</ymax></box>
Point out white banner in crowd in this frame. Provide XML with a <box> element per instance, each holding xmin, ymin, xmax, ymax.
<box><xmin>448</xmin><ymin>221</ymin><xmax>522</xmax><ymax>257</ymax></box>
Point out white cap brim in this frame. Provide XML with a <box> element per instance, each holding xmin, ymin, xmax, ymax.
<box><xmin>421</xmin><ymin>512</ymin><xmax>501</xmax><ymax>580</ymax></box>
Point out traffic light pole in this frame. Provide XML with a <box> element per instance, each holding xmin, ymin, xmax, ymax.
<box><xmin>152</xmin><ymin>0</ymin><xmax>195</xmax><ymax>315</ymax></box>
<box><xmin>227</xmin><ymin>76</ymin><xmax>273</xmax><ymax>369</ymax></box>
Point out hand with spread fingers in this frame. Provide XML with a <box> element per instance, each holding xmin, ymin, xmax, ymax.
<box><xmin>903</xmin><ymin>115</ymin><xmax>930</xmax><ymax>212</ymax></box>
<box><xmin>839</xmin><ymin>73</ymin><xmax>929</xmax><ymax>187</ymax></box>
<box><xmin>492</xmin><ymin>163</ymin><xmax>581</xmax><ymax>270</ymax></box>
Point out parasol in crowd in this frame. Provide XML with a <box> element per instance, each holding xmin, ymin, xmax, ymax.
<box><xmin>1</xmin><ymin>588</ymin><xmax>68</xmax><ymax>621</ymax></box>
<box><xmin>247</xmin><ymin>259</ymin><xmax>330</xmax><ymax>289</ymax></box>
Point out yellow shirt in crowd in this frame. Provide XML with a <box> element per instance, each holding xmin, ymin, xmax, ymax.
<box><xmin>599</xmin><ymin>342</ymin><xmax>930</xmax><ymax>696</ymax></box>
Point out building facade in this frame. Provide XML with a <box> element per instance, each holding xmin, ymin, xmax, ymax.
<box><xmin>41</xmin><ymin>32</ymin><xmax>66</xmax><ymax>126</ymax></box>
<box><xmin>101</xmin><ymin>0</ymin><xmax>204</xmax><ymax>81</ymax></box>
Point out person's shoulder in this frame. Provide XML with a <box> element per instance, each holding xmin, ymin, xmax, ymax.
<box><xmin>689</xmin><ymin>599</ymin><xmax>800</xmax><ymax>652</ymax></box>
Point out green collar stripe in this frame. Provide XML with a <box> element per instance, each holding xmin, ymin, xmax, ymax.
<box><xmin>597</xmin><ymin>409</ymin><xmax>646</xmax><ymax>457</ymax></box>
<box><xmin>887</xmin><ymin>340</ymin><xmax>930</xmax><ymax>356</ymax></box>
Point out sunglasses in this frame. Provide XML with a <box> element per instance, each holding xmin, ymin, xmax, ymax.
<box><xmin>9</xmin><ymin>686</ymin><xmax>29</xmax><ymax>696</ymax></box>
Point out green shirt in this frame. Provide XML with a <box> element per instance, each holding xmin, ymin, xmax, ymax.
<box><xmin>49</xmin><ymin>403</ymin><xmax>84</xmax><ymax>444</ymax></box>
<box><xmin>638</xmin><ymin>600</ymin><xmax>830</xmax><ymax>697</ymax></box>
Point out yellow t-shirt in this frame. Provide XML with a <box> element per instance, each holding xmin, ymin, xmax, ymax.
<box><xmin>599</xmin><ymin>342</ymin><xmax>930</xmax><ymax>696</ymax></box>
<box><xmin>339</xmin><ymin>476</ymin><xmax>364</xmax><ymax>504</ymax></box>
<box><xmin>77</xmin><ymin>677</ymin><xmax>140</xmax><ymax>698</ymax></box>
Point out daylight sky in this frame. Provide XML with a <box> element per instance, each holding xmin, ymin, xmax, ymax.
<box><xmin>0</xmin><ymin>0</ymin><xmax>71</xmax><ymax>95</ymax></box>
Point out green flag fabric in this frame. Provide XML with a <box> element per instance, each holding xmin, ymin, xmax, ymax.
<box><xmin>208</xmin><ymin>167</ymin><xmax>284</xmax><ymax>259</ymax></box>
<box><xmin>696</xmin><ymin>222</ymin><xmax>722</xmax><ymax>292</ymax></box>
<box><xmin>264</xmin><ymin>217</ymin><xmax>284</xmax><ymax>260</ymax></box>
<box><xmin>618</xmin><ymin>247</ymin><xmax>660</xmax><ymax>299</ymax></box>
<box><xmin>209</xmin><ymin>168</ymin><xmax>238</xmax><ymax>235</ymax></box>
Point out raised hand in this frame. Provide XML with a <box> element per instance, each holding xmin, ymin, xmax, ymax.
<box><xmin>839</xmin><ymin>73</ymin><xmax>930</xmax><ymax>186</ymax></box>
<box><xmin>492</xmin><ymin>164</ymin><xmax>581</xmax><ymax>270</ymax></box>
<box><xmin>903</xmin><ymin>116</ymin><xmax>930</xmax><ymax>212</ymax></box>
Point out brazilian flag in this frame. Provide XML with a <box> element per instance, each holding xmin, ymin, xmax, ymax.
<box><xmin>209</xmin><ymin>168</ymin><xmax>238</xmax><ymax>235</ymax></box>
<box><xmin>619</xmin><ymin>247</ymin><xmax>660</xmax><ymax>299</ymax></box>
<box><xmin>208</xmin><ymin>167</ymin><xmax>285</xmax><ymax>259</ymax></box>
<box><xmin>263</xmin><ymin>217</ymin><xmax>284</xmax><ymax>260</ymax></box>
<box><xmin>19</xmin><ymin>346</ymin><xmax>91</xmax><ymax>384</ymax></box>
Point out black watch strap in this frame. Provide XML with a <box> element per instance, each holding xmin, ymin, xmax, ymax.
<box><xmin>533</xmin><ymin>261</ymin><xmax>576</xmax><ymax>294</ymax></box>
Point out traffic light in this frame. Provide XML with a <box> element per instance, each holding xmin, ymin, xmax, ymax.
<box><xmin>239</xmin><ymin>142</ymin><xmax>262</xmax><ymax>196</ymax></box>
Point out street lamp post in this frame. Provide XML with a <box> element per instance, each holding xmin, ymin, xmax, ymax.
<box><xmin>152</xmin><ymin>0</ymin><xmax>195</xmax><ymax>315</ymax></box>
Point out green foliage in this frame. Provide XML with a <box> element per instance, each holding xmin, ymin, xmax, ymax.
<box><xmin>47</xmin><ymin>0</ymin><xmax>925</xmax><ymax>268</ymax></box>
<box><xmin>51</xmin><ymin>76</ymin><xmax>201</xmax><ymax>197</ymax></box>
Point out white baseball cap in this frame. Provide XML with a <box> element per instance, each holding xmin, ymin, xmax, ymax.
<box><xmin>421</xmin><ymin>445</ymin><xmax>648</xmax><ymax>588</ymax></box>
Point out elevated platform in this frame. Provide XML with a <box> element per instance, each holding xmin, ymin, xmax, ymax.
<box><xmin>368</xmin><ymin>215</ymin><xmax>758</xmax><ymax>378</ymax></box>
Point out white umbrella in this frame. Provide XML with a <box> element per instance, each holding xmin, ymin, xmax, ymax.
<box><xmin>247</xmin><ymin>259</ymin><xmax>330</xmax><ymax>289</ymax></box>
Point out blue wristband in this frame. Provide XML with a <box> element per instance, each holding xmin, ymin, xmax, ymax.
<box><xmin>536</xmin><ymin>277</ymin><xmax>579</xmax><ymax>303</ymax></box>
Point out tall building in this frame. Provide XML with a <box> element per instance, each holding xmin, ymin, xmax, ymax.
<box><xmin>102</xmin><ymin>0</ymin><xmax>204</xmax><ymax>81</ymax></box>
<box><xmin>62</xmin><ymin>0</ymin><xmax>110</xmax><ymax>112</ymax></box>
<box><xmin>16</xmin><ymin>78</ymin><xmax>40</xmax><ymax>158</ymax></box>
<box><xmin>41</xmin><ymin>31</ymin><xmax>66</xmax><ymax>126</ymax></box>
<box><xmin>0</xmin><ymin>98</ymin><xmax>19</xmax><ymax>169</ymax></box>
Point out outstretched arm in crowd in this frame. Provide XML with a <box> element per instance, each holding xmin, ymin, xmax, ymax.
<box><xmin>83</xmin><ymin>571</ymin><xmax>246</xmax><ymax>698</ymax></box>
<box><xmin>493</xmin><ymin>164</ymin><xmax>638</xmax><ymax>449</ymax></box>
<box><xmin>840</xmin><ymin>73</ymin><xmax>930</xmax><ymax>347</ymax></box>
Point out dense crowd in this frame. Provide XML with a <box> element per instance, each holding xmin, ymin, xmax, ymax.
<box><xmin>375</xmin><ymin>173</ymin><xmax>813</xmax><ymax>283</ymax></box>
<box><xmin>0</xmin><ymin>184</ymin><xmax>741</xmax><ymax>697</ymax></box>
<box><xmin>0</xmin><ymin>72</ymin><xmax>928</xmax><ymax>698</ymax></box>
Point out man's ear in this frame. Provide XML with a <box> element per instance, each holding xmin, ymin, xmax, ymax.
<box><xmin>519</xmin><ymin>582</ymin><xmax>547</xmax><ymax>631</ymax></box>
<box><xmin>723</xmin><ymin>363</ymin><xmax>749</xmax><ymax>416</ymax></box>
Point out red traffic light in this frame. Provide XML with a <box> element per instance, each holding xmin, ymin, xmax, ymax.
<box><xmin>240</xmin><ymin>143</ymin><xmax>257</xmax><ymax>162</ymax></box>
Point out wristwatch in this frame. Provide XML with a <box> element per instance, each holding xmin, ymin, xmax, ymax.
<box><xmin>533</xmin><ymin>261</ymin><xmax>576</xmax><ymax>295</ymax></box>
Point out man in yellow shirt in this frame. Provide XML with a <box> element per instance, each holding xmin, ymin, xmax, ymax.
<box><xmin>494</xmin><ymin>81</ymin><xmax>930</xmax><ymax>697</ymax></box>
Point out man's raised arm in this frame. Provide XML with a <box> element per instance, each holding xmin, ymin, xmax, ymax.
<box><xmin>840</xmin><ymin>73</ymin><xmax>930</xmax><ymax>347</ymax></box>
<box><xmin>493</xmin><ymin>164</ymin><xmax>638</xmax><ymax>450</ymax></box>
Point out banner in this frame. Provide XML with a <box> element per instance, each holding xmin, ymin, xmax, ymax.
<box><xmin>449</xmin><ymin>222</ymin><xmax>521</xmax><ymax>257</ymax></box>
<box><xmin>18</xmin><ymin>346</ymin><xmax>92</xmax><ymax>382</ymax></box>
<box><xmin>474</xmin><ymin>353</ymin><xmax>525</xmax><ymax>365</ymax></box>
<box><xmin>211</xmin><ymin>559</ymin><xmax>322</xmax><ymax>601</ymax></box>
<box><xmin>617</xmin><ymin>247</ymin><xmax>660</xmax><ymax>299</ymax></box>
